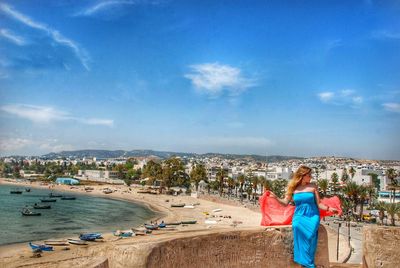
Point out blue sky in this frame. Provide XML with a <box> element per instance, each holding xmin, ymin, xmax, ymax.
<box><xmin>0</xmin><ymin>0</ymin><xmax>399</xmax><ymax>160</ymax></box>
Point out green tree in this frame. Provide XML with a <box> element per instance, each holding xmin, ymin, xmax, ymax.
<box><xmin>142</xmin><ymin>160</ymin><xmax>162</xmax><ymax>185</ymax></box>
<box><xmin>318</xmin><ymin>179</ymin><xmax>329</xmax><ymax>198</ymax></box>
<box><xmin>376</xmin><ymin>201</ymin><xmax>386</xmax><ymax>225</ymax></box>
<box><xmin>358</xmin><ymin>185</ymin><xmax>368</xmax><ymax>221</ymax></box>
<box><xmin>343</xmin><ymin>182</ymin><xmax>360</xmax><ymax>217</ymax></box>
<box><xmin>190</xmin><ymin>164</ymin><xmax>207</xmax><ymax>192</ymax></box>
<box><xmin>368</xmin><ymin>173</ymin><xmax>380</xmax><ymax>190</ymax></box>
<box><xmin>349</xmin><ymin>167</ymin><xmax>356</xmax><ymax>181</ymax></box>
<box><xmin>386</xmin><ymin>168</ymin><xmax>398</xmax><ymax>203</ymax></box>
<box><xmin>216</xmin><ymin>168</ymin><xmax>228</xmax><ymax>196</ymax></box>
<box><xmin>341</xmin><ymin>168</ymin><xmax>349</xmax><ymax>184</ymax></box>
<box><xmin>161</xmin><ymin>157</ymin><xmax>185</xmax><ymax>189</ymax></box>
<box><xmin>385</xmin><ymin>202</ymin><xmax>400</xmax><ymax>226</ymax></box>
<box><xmin>330</xmin><ymin>173</ymin><xmax>340</xmax><ymax>195</ymax></box>
<box><xmin>251</xmin><ymin>176</ymin><xmax>259</xmax><ymax>201</ymax></box>
<box><xmin>238</xmin><ymin>174</ymin><xmax>246</xmax><ymax>201</ymax></box>
<box><xmin>272</xmin><ymin>179</ymin><xmax>288</xmax><ymax>199</ymax></box>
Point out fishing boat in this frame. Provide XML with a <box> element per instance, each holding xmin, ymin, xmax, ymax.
<box><xmin>40</xmin><ymin>198</ymin><xmax>57</xmax><ymax>202</ymax></box>
<box><xmin>29</xmin><ymin>242</ymin><xmax>53</xmax><ymax>251</ymax></box>
<box><xmin>158</xmin><ymin>222</ymin><xmax>166</xmax><ymax>228</ymax></box>
<box><xmin>103</xmin><ymin>188</ymin><xmax>113</xmax><ymax>194</ymax></box>
<box><xmin>25</xmin><ymin>188</ymin><xmax>31</xmax><ymax>192</ymax></box>
<box><xmin>67</xmin><ymin>239</ymin><xmax>88</xmax><ymax>245</ymax></box>
<box><xmin>49</xmin><ymin>193</ymin><xmax>62</xmax><ymax>198</ymax></box>
<box><xmin>33</xmin><ymin>204</ymin><xmax>51</xmax><ymax>209</ymax></box>
<box><xmin>44</xmin><ymin>240</ymin><xmax>69</xmax><ymax>246</ymax></box>
<box><xmin>181</xmin><ymin>220</ymin><xmax>197</xmax><ymax>224</ymax></box>
<box><xmin>21</xmin><ymin>208</ymin><xmax>41</xmax><ymax>216</ymax></box>
<box><xmin>79</xmin><ymin>233</ymin><xmax>102</xmax><ymax>241</ymax></box>
<box><xmin>10</xmin><ymin>189</ymin><xmax>23</xmax><ymax>194</ymax></box>
<box><xmin>164</xmin><ymin>222</ymin><xmax>182</xmax><ymax>225</ymax></box>
<box><xmin>144</xmin><ymin>224</ymin><xmax>159</xmax><ymax>230</ymax></box>
<box><xmin>113</xmin><ymin>230</ymin><xmax>134</xmax><ymax>237</ymax></box>
<box><xmin>170</xmin><ymin>203</ymin><xmax>185</xmax><ymax>208</ymax></box>
<box><xmin>132</xmin><ymin>228</ymin><xmax>152</xmax><ymax>235</ymax></box>
<box><xmin>61</xmin><ymin>196</ymin><xmax>76</xmax><ymax>200</ymax></box>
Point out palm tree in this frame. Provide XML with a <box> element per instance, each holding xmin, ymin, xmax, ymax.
<box><xmin>386</xmin><ymin>168</ymin><xmax>398</xmax><ymax>203</ymax></box>
<box><xmin>330</xmin><ymin>173</ymin><xmax>340</xmax><ymax>195</ymax></box>
<box><xmin>349</xmin><ymin>167</ymin><xmax>356</xmax><ymax>181</ymax></box>
<box><xmin>385</xmin><ymin>202</ymin><xmax>400</xmax><ymax>226</ymax></box>
<box><xmin>376</xmin><ymin>201</ymin><xmax>386</xmax><ymax>225</ymax></box>
<box><xmin>341</xmin><ymin>168</ymin><xmax>349</xmax><ymax>185</ymax></box>
<box><xmin>216</xmin><ymin>168</ymin><xmax>227</xmax><ymax>196</ymax></box>
<box><xmin>358</xmin><ymin>185</ymin><xmax>368</xmax><ymax>221</ymax></box>
<box><xmin>318</xmin><ymin>179</ymin><xmax>329</xmax><ymax>198</ymax></box>
<box><xmin>227</xmin><ymin>177</ymin><xmax>235</xmax><ymax>196</ymax></box>
<box><xmin>238</xmin><ymin>174</ymin><xmax>246</xmax><ymax>201</ymax></box>
<box><xmin>251</xmin><ymin>176</ymin><xmax>259</xmax><ymax>201</ymax></box>
<box><xmin>343</xmin><ymin>182</ymin><xmax>359</xmax><ymax>218</ymax></box>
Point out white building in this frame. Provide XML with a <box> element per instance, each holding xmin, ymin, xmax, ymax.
<box><xmin>77</xmin><ymin>170</ymin><xmax>125</xmax><ymax>184</ymax></box>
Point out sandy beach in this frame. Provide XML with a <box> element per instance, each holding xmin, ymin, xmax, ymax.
<box><xmin>0</xmin><ymin>178</ymin><xmax>350</xmax><ymax>267</ymax></box>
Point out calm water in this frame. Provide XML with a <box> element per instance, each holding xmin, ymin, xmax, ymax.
<box><xmin>0</xmin><ymin>184</ymin><xmax>158</xmax><ymax>245</ymax></box>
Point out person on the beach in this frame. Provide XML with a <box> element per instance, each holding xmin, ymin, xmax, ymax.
<box><xmin>265</xmin><ymin>165</ymin><xmax>339</xmax><ymax>268</ymax></box>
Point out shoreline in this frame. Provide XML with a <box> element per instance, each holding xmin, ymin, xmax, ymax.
<box><xmin>0</xmin><ymin>178</ymin><xmax>351</xmax><ymax>266</ymax></box>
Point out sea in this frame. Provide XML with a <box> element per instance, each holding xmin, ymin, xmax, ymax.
<box><xmin>0</xmin><ymin>184</ymin><xmax>158</xmax><ymax>245</ymax></box>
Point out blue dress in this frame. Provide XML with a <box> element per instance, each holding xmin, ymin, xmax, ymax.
<box><xmin>292</xmin><ymin>192</ymin><xmax>320</xmax><ymax>268</ymax></box>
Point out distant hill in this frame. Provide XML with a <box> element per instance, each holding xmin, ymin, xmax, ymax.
<box><xmin>41</xmin><ymin>149</ymin><xmax>303</xmax><ymax>162</ymax></box>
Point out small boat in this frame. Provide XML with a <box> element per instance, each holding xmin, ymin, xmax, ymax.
<box><xmin>67</xmin><ymin>239</ymin><xmax>88</xmax><ymax>245</ymax></box>
<box><xmin>165</xmin><ymin>222</ymin><xmax>182</xmax><ymax>226</ymax></box>
<box><xmin>25</xmin><ymin>188</ymin><xmax>31</xmax><ymax>192</ymax></box>
<box><xmin>21</xmin><ymin>208</ymin><xmax>41</xmax><ymax>216</ymax></box>
<box><xmin>49</xmin><ymin>193</ymin><xmax>62</xmax><ymax>198</ymax></box>
<box><xmin>171</xmin><ymin>203</ymin><xmax>185</xmax><ymax>208</ymax></box>
<box><xmin>84</xmin><ymin>187</ymin><xmax>94</xmax><ymax>191</ymax></box>
<box><xmin>113</xmin><ymin>230</ymin><xmax>134</xmax><ymax>237</ymax></box>
<box><xmin>44</xmin><ymin>240</ymin><xmax>69</xmax><ymax>246</ymax></box>
<box><xmin>212</xmin><ymin>208</ymin><xmax>222</xmax><ymax>212</ymax></box>
<box><xmin>79</xmin><ymin>233</ymin><xmax>102</xmax><ymax>241</ymax></box>
<box><xmin>181</xmin><ymin>220</ymin><xmax>197</xmax><ymax>225</ymax></box>
<box><xmin>61</xmin><ymin>196</ymin><xmax>76</xmax><ymax>200</ymax></box>
<box><xmin>33</xmin><ymin>204</ymin><xmax>51</xmax><ymax>209</ymax></box>
<box><xmin>132</xmin><ymin>228</ymin><xmax>152</xmax><ymax>235</ymax></box>
<box><xmin>184</xmin><ymin>205</ymin><xmax>195</xmax><ymax>209</ymax></box>
<box><xmin>29</xmin><ymin>242</ymin><xmax>53</xmax><ymax>251</ymax></box>
<box><xmin>144</xmin><ymin>224</ymin><xmax>159</xmax><ymax>230</ymax></box>
<box><xmin>40</xmin><ymin>198</ymin><xmax>57</xmax><ymax>202</ymax></box>
<box><xmin>103</xmin><ymin>189</ymin><xmax>113</xmax><ymax>194</ymax></box>
<box><xmin>10</xmin><ymin>190</ymin><xmax>23</xmax><ymax>194</ymax></box>
<box><xmin>158</xmin><ymin>222</ymin><xmax>166</xmax><ymax>228</ymax></box>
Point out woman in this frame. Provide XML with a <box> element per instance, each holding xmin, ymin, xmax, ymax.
<box><xmin>266</xmin><ymin>165</ymin><xmax>339</xmax><ymax>268</ymax></box>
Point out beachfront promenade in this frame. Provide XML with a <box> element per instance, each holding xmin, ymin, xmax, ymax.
<box><xmin>1</xmin><ymin>179</ymin><xmax>398</xmax><ymax>267</ymax></box>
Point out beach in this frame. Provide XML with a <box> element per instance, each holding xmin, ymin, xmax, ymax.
<box><xmin>0</xmin><ymin>178</ymin><xmax>351</xmax><ymax>267</ymax></box>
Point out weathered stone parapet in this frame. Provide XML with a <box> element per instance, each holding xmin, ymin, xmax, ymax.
<box><xmin>145</xmin><ymin>226</ymin><xmax>330</xmax><ymax>268</ymax></box>
<box><xmin>363</xmin><ymin>226</ymin><xmax>400</xmax><ymax>268</ymax></box>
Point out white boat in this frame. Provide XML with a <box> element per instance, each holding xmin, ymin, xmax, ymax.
<box><xmin>184</xmin><ymin>205</ymin><xmax>195</xmax><ymax>209</ymax></box>
<box><xmin>205</xmin><ymin>220</ymin><xmax>218</xmax><ymax>224</ymax></box>
<box><xmin>44</xmin><ymin>240</ymin><xmax>69</xmax><ymax>246</ymax></box>
<box><xmin>67</xmin><ymin>239</ymin><xmax>88</xmax><ymax>245</ymax></box>
<box><xmin>212</xmin><ymin>208</ymin><xmax>222</xmax><ymax>212</ymax></box>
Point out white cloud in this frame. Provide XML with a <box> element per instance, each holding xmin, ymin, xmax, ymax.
<box><xmin>340</xmin><ymin>89</ymin><xmax>355</xmax><ymax>97</ymax></box>
<box><xmin>76</xmin><ymin>0</ymin><xmax>136</xmax><ymax>16</ymax></box>
<box><xmin>0</xmin><ymin>3</ymin><xmax>90</xmax><ymax>70</ymax></box>
<box><xmin>383</xmin><ymin>103</ymin><xmax>400</xmax><ymax>113</ymax></box>
<box><xmin>184</xmin><ymin>62</ymin><xmax>256</xmax><ymax>97</ymax></box>
<box><xmin>1</xmin><ymin>104</ymin><xmax>114</xmax><ymax>127</ymax></box>
<box><xmin>0</xmin><ymin>28</ymin><xmax>26</xmax><ymax>45</ymax></box>
<box><xmin>1</xmin><ymin>104</ymin><xmax>67</xmax><ymax>123</ymax></box>
<box><xmin>192</xmin><ymin>136</ymin><xmax>273</xmax><ymax>148</ymax></box>
<box><xmin>0</xmin><ymin>138</ymin><xmax>32</xmax><ymax>152</ymax></box>
<box><xmin>318</xmin><ymin>92</ymin><xmax>335</xmax><ymax>103</ymax></box>
<box><xmin>318</xmin><ymin>89</ymin><xmax>363</xmax><ymax>107</ymax></box>
<box><xmin>79</xmin><ymin>118</ymin><xmax>114</xmax><ymax>127</ymax></box>
<box><xmin>371</xmin><ymin>30</ymin><xmax>400</xmax><ymax>40</ymax></box>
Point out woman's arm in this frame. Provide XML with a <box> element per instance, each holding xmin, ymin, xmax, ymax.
<box><xmin>313</xmin><ymin>185</ymin><xmax>338</xmax><ymax>213</ymax></box>
<box><xmin>267</xmin><ymin>191</ymin><xmax>291</xmax><ymax>206</ymax></box>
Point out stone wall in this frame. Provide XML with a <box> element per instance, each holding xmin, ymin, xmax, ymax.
<box><xmin>363</xmin><ymin>226</ymin><xmax>400</xmax><ymax>268</ymax></box>
<box><xmin>145</xmin><ymin>226</ymin><xmax>330</xmax><ymax>268</ymax></box>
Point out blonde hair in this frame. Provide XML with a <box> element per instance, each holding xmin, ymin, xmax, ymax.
<box><xmin>286</xmin><ymin>165</ymin><xmax>312</xmax><ymax>198</ymax></box>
